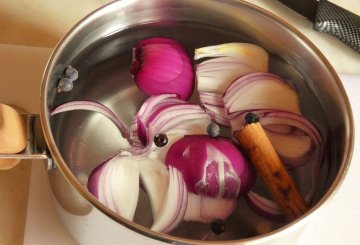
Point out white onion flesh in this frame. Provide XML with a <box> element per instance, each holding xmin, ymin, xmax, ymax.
<box><xmin>199</xmin><ymin>91</ymin><xmax>229</xmax><ymax>126</ymax></box>
<box><xmin>195</xmin><ymin>43</ymin><xmax>269</xmax><ymax>105</ymax></box>
<box><xmin>148</xmin><ymin>117</ymin><xmax>211</xmax><ymax>162</ymax></box>
<box><xmin>95</xmin><ymin>154</ymin><xmax>140</xmax><ymax>220</ymax></box>
<box><xmin>151</xmin><ymin>166</ymin><xmax>188</xmax><ymax>233</ymax></box>
<box><xmin>89</xmin><ymin>155</ymin><xmax>188</xmax><ymax>233</ymax></box>
<box><xmin>139</xmin><ymin>159</ymin><xmax>169</xmax><ymax>220</ymax></box>
<box><xmin>265</xmin><ymin>130</ymin><xmax>312</xmax><ymax>160</ymax></box>
<box><xmin>51</xmin><ymin>101</ymin><xmax>131</xmax><ymax>140</ymax></box>
<box><xmin>224</xmin><ymin>73</ymin><xmax>301</xmax><ymax>115</ymax></box>
<box><xmin>184</xmin><ymin>192</ymin><xmax>237</xmax><ymax>223</ymax></box>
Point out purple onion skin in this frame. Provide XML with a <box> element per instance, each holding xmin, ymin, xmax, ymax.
<box><xmin>165</xmin><ymin>135</ymin><xmax>255</xmax><ymax>198</ymax></box>
<box><xmin>130</xmin><ymin>37</ymin><xmax>195</xmax><ymax>100</ymax></box>
<box><xmin>87</xmin><ymin>161</ymin><xmax>107</xmax><ymax>199</ymax></box>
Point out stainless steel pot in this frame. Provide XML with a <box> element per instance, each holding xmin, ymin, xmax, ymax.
<box><xmin>0</xmin><ymin>0</ymin><xmax>354</xmax><ymax>244</ymax></box>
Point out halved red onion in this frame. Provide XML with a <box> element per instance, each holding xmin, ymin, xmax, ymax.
<box><xmin>130</xmin><ymin>37</ymin><xmax>194</xmax><ymax>100</ymax></box>
<box><xmin>51</xmin><ymin>100</ymin><xmax>131</xmax><ymax>140</ymax></box>
<box><xmin>139</xmin><ymin>159</ymin><xmax>169</xmax><ymax>220</ymax></box>
<box><xmin>184</xmin><ymin>192</ymin><xmax>237</xmax><ymax>223</ymax></box>
<box><xmin>88</xmin><ymin>154</ymin><xmax>187</xmax><ymax>232</ymax></box>
<box><xmin>151</xmin><ymin>166</ymin><xmax>188</xmax><ymax>233</ymax></box>
<box><xmin>223</xmin><ymin>72</ymin><xmax>301</xmax><ymax>115</ymax></box>
<box><xmin>135</xmin><ymin>94</ymin><xmax>184</xmax><ymax>122</ymax></box>
<box><xmin>165</xmin><ymin>135</ymin><xmax>255</xmax><ymax>198</ymax></box>
<box><xmin>195</xmin><ymin>43</ymin><xmax>268</xmax><ymax>95</ymax></box>
<box><xmin>131</xmin><ymin>95</ymin><xmax>211</xmax><ymax>162</ymax></box>
<box><xmin>146</xmin><ymin>104</ymin><xmax>210</xmax><ymax>143</ymax></box>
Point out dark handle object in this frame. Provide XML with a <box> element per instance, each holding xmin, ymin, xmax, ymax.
<box><xmin>314</xmin><ymin>0</ymin><xmax>360</xmax><ymax>53</ymax></box>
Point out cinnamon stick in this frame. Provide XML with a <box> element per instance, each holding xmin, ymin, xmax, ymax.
<box><xmin>235</xmin><ymin>113</ymin><xmax>309</xmax><ymax>221</ymax></box>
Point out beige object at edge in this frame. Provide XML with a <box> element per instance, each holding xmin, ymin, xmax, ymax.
<box><xmin>0</xmin><ymin>104</ymin><xmax>27</xmax><ymax>169</ymax></box>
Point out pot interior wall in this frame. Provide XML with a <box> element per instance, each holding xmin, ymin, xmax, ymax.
<box><xmin>45</xmin><ymin>0</ymin><xmax>350</xmax><ymax>242</ymax></box>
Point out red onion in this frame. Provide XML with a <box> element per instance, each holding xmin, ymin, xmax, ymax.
<box><xmin>165</xmin><ymin>135</ymin><xmax>255</xmax><ymax>198</ymax></box>
<box><xmin>131</xmin><ymin>94</ymin><xmax>187</xmax><ymax>146</ymax></box>
<box><xmin>165</xmin><ymin>135</ymin><xmax>255</xmax><ymax>222</ymax></box>
<box><xmin>132</xmin><ymin>95</ymin><xmax>211</xmax><ymax>162</ymax></box>
<box><xmin>224</xmin><ymin>72</ymin><xmax>301</xmax><ymax>115</ymax></box>
<box><xmin>229</xmin><ymin>109</ymin><xmax>323</xmax><ymax>168</ymax></box>
<box><xmin>195</xmin><ymin>43</ymin><xmax>269</xmax><ymax>126</ymax></box>
<box><xmin>88</xmin><ymin>154</ymin><xmax>186</xmax><ymax>233</ymax></box>
<box><xmin>130</xmin><ymin>37</ymin><xmax>194</xmax><ymax>100</ymax></box>
<box><xmin>195</xmin><ymin>43</ymin><xmax>269</xmax><ymax>94</ymax></box>
<box><xmin>151</xmin><ymin>166</ymin><xmax>188</xmax><ymax>233</ymax></box>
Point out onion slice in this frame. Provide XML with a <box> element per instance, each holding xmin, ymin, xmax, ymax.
<box><xmin>51</xmin><ymin>101</ymin><xmax>131</xmax><ymax>140</ymax></box>
<box><xmin>151</xmin><ymin>166</ymin><xmax>188</xmax><ymax>233</ymax></box>
<box><xmin>194</xmin><ymin>43</ymin><xmax>268</xmax><ymax>94</ymax></box>
<box><xmin>224</xmin><ymin>72</ymin><xmax>301</xmax><ymax>115</ymax></box>
<box><xmin>244</xmin><ymin>191</ymin><xmax>285</xmax><ymax>222</ymax></box>
<box><xmin>165</xmin><ymin>135</ymin><xmax>255</xmax><ymax>198</ymax></box>
<box><xmin>139</xmin><ymin>159</ymin><xmax>169</xmax><ymax>220</ymax></box>
<box><xmin>131</xmin><ymin>94</ymin><xmax>187</xmax><ymax>146</ymax></box>
<box><xmin>88</xmin><ymin>154</ymin><xmax>140</xmax><ymax>221</ymax></box>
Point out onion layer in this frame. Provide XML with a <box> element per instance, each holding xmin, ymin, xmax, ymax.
<box><xmin>224</xmin><ymin>72</ymin><xmax>301</xmax><ymax>115</ymax></box>
<box><xmin>195</xmin><ymin>43</ymin><xmax>269</xmax><ymax>94</ymax></box>
<box><xmin>51</xmin><ymin>100</ymin><xmax>131</xmax><ymax>140</ymax></box>
<box><xmin>229</xmin><ymin>109</ymin><xmax>322</xmax><ymax>168</ymax></box>
<box><xmin>132</xmin><ymin>95</ymin><xmax>212</xmax><ymax>162</ymax></box>
<box><xmin>88</xmin><ymin>154</ymin><xmax>187</xmax><ymax>233</ymax></box>
<box><xmin>87</xmin><ymin>153</ymin><xmax>140</xmax><ymax>221</ymax></box>
<box><xmin>151</xmin><ymin>166</ymin><xmax>188</xmax><ymax>233</ymax></box>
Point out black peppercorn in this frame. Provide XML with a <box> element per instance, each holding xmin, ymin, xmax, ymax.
<box><xmin>154</xmin><ymin>133</ymin><xmax>168</xmax><ymax>147</ymax></box>
<box><xmin>245</xmin><ymin>112</ymin><xmax>259</xmax><ymax>124</ymax></box>
<box><xmin>210</xmin><ymin>219</ymin><xmax>225</xmax><ymax>235</ymax></box>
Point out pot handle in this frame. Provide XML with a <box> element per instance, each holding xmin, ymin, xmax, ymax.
<box><xmin>0</xmin><ymin>104</ymin><xmax>53</xmax><ymax>170</ymax></box>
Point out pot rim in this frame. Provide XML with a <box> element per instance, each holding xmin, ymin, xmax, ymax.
<box><xmin>40</xmin><ymin>0</ymin><xmax>354</xmax><ymax>244</ymax></box>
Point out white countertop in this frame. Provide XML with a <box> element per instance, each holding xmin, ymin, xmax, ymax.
<box><xmin>0</xmin><ymin>1</ymin><xmax>359</xmax><ymax>245</ymax></box>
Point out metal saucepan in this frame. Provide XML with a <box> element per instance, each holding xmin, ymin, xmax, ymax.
<box><xmin>0</xmin><ymin>0</ymin><xmax>354</xmax><ymax>244</ymax></box>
